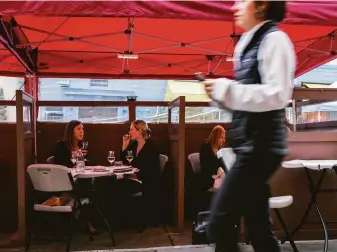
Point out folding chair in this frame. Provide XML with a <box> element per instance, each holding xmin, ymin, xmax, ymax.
<box><xmin>27</xmin><ymin>164</ymin><xmax>117</xmax><ymax>251</ymax></box>
<box><xmin>46</xmin><ymin>156</ymin><xmax>54</xmax><ymax>164</ymax></box>
<box><xmin>188</xmin><ymin>153</ymin><xmax>201</xmax><ymax>174</ymax></box>
<box><xmin>26</xmin><ymin>164</ymin><xmax>94</xmax><ymax>251</ymax></box>
<box><xmin>159</xmin><ymin>154</ymin><xmax>169</xmax><ymax>175</ymax></box>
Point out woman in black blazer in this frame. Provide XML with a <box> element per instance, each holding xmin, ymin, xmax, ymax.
<box><xmin>196</xmin><ymin>125</ymin><xmax>226</xmax><ymax>212</ymax></box>
<box><xmin>53</xmin><ymin>120</ymin><xmax>96</xmax><ymax>234</ymax></box>
<box><xmin>121</xmin><ymin>120</ymin><xmax>160</xmax><ymax>192</ymax></box>
<box><xmin>120</xmin><ymin>120</ymin><xmax>161</xmax><ymax>224</ymax></box>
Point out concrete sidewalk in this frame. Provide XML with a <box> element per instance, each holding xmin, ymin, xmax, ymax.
<box><xmin>77</xmin><ymin>240</ymin><xmax>336</xmax><ymax>252</ymax></box>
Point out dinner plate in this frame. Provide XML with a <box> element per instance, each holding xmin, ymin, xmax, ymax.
<box><xmin>111</xmin><ymin>165</ymin><xmax>132</xmax><ymax>169</ymax></box>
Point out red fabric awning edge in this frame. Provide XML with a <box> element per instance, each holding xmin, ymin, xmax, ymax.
<box><xmin>1</xmin><ymin>1</ymin><xmax>337</xmax><ymax>26</ymax></box>
<box><xmin>0</xmin><ymin>1</ymin><xmax>337</xmax><ymax>79</ymax></box>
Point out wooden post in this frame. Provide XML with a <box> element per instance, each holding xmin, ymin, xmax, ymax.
<box><xmin>15</xmin><ymin>90</ymin><xmax>26</xmax><ymax>245</ymax></box>
<box><xmin>168</xmin><ymin>96</ymin><xmax>185</xmax><ymax>232</ymax></box>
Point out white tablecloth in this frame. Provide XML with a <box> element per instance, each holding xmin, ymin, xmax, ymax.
<box><xmin>71</xmin><ymin>166</ymin><xmax>138</xmax><ymax>179</ymax></box>
<box><xmin>282</xmin><ymin>160</ymin><xmax>337</xmax><ymax>170</ymax></box>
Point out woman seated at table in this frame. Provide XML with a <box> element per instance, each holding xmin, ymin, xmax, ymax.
<box><xmin>53</xmin><ymin>120</ymin><xmax>97</xmax><ymax>234</ymax></box>
<box><xmin>54</xmin><ymin>120</ymin><xmax>87</xmax><ymax>167</ymax></box>
<box><xmin>199</xmin><ymin>125</ymin><xmax>226</xmax><ymax>192</ymax></box>
<box><xmin>120</xmin><ymin>120</ymin><xmax>161</xmax><ymax>222</ymax></box>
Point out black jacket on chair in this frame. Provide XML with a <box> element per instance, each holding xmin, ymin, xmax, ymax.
<box><xmin>53</xmin><ymin>140</ymin><xmax>73</xmax><ymax>168</ymax></box>
<box><xmin>121</xmin><ymin>139</ymin><xmax>161</xmax><ymax>192</ymax></box>
<box><xmin>199</xmin><ymin>142</ymin><xmax>222</xmax><ymax>191</ymax></box>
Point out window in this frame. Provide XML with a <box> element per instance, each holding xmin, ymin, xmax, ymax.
<box><xmin>0</xmin><ymin>105</ymin><xmax>8</xmax><ymax>121</ymax></box>
<box><xmin>90</xmin><ymin>79</ymin><xmax>108</xmax><ymax>87</ymax></box>
<box><xmin>136</xmin><ymin>106</ymin><xmax>168</xmax><ymax>123</ymax></box>
<box><xmin>23</xmin><ymin>105</ymin><xmax>32</xmax><ymax>133</ymax></box>
<box><xmin>136</xmin><ymin>106</ymin><xmax>231</xmax><ymax>123</ymax></box>
<box><xmin>38</xmin><ymin>78</ymin><xmax>167</xmax><ymax>123</ymax></box>
<box><xmin>79</xmin><ymin>107</ymin><xmax>118</xmax><ymax>120</ymax></box>
<box><xmin>39</xmin><ymin>106</ymin><xmax>128</xmax><ymax>123</ymax></box>
<box><xmin>185</xmin><ymin>107</ymin><xmax>231</xmax><ymax>123</ymax></box>
<box><xmin>285</xmin><ymin>100</ymin><xmax>337</xmax><ymax>131</ymax></box>
<box><xmin>43</xmin><ymin>111</ymin><xmax>64</xmax><ymax>121</ymax></box>
<box><xmin>0</xmin><ymin>76</ymin><xmax>24</xmax><ymax>122</ymax></box>
<box><xmin>57</xmin><ymin>79</ymin><xmax>70</xmax><ymax>86</ymax></box>
<box><xmin>45</xmin><ymin>107</ymin><xmax>63</xmax><ymax>112</ymax></box>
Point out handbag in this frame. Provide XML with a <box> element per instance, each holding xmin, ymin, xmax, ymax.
<box><xmin>192</xmin><ymin>211</ymin><xmax>212</xmax><ymax>245</ymax></box>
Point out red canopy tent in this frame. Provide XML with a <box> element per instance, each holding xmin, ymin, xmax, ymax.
<box><xmin>0</xmin><ymin>1</ymin><xmax>337</xmax><ymax>79</ymax></box>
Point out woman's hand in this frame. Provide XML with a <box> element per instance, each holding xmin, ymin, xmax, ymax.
<box><xmin>212</xmin><ymin>167</ymin><xmax>225</xmax><ymax>179</ymax></box>
<box><xmin>127</xmin><ymin>173</ymin><xmax>138</xmax><ymax>180</ymax></box>
<box><xmin>122</xmin><ymin>134</ymin><xmax>130</xmax><ymax>151</ymax></box>
<box><xmin>217</xmin><ymin>168</ymin><xmax>225</xmax><ymax>178</ymax></box>
<box><xmin>202</xmin><ymin>79</ymin><xmax>216</xmax><ymax>98</ymax></box>
<box><xmin>81</xmin><ymin>149</ymin><xmax>88</xmax><ymax>157</ymax></box>
<box><xmin>125</xmin><ymin>173</ymin><xmax>140</xmax><ymax>183</ymax></box>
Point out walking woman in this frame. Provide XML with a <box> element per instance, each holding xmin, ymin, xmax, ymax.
<box><xmin>203</xmin><ymin>1</ymin><xmax>295</xmax><ymax>251</ymax></box>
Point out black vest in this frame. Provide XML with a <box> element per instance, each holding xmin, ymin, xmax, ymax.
<box><xmin>227</xmin><ymin>21</ymin><xmax>288</xmax><ymax>156</ymax></box>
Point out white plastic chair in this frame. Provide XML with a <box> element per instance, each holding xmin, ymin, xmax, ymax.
<box><xmin>26</xmin><ymin>164</ymin><xmax>81</xmax><ymax>251</ymax></box>
<box><xmin>159</xmin><ymin>154</ymin><xmax>168</xmax><ymax>175</ymax></box>
<box><xmin>216</xmin><ymin>148</ymin><xmax>298</xmax><ymax>251</ymax></box>
<box><xmin>188</xmin><ymin>153</ymin><xmax>201</xmax><ymax>173</ymax></box>
<box><xmin>28</xmin><ymin>164</ymin><xmax>73</xmax><ymax>193</ymax></box>
<box><xmin>269</xmin><ymin>196</ymin><xmax>298</xmax><ymax>251</ymax></box>
<box><xmin>27</xmin><ymin>164</ymin><xmax>116</xmax><ymax>251</ymax></box>
<box><xmin>46</xmin><ymin>156</ymin><xmax>54</xmax><ymax>164</ymax></box>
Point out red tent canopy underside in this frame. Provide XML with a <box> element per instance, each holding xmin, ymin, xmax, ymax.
<box><xmin>0</xmin><ymin>1</ymin><xmax>337</xmax><ymax>79</ymax></box>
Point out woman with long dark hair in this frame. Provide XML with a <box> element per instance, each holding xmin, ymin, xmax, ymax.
<box><xmin>54</xmin><ymin>120</ymin><xmax>86</xmax><ymax>167</ymax></box>
<box><xmin>53</xmin><ymin>120</ymin><xmax>97</xmax><ymax>234</ymax></box>
<box><xmin>203</xmin><ymin>1</ymin><xmax>295</xmax><ymax>251</ymax></box>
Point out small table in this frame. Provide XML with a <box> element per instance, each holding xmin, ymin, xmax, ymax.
<box><xmin>282</xmin><ymin>160</ymin><xmax>337</xmax><ymax>252</ymax></box>
<box><xmin>70</xmin><ymin>165</ymin><xmax>140</xmax><ymax>245</ymax></box>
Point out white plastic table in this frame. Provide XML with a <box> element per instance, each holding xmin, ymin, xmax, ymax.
<box><xmin>70</xmin><ymin>165</ymin><xmax>140</xmax><ymax>245</ymax></box>
<box><xmin>282</xmin><ymin>159</ymin><xmax>337</xmax><ymax>252</ymax></box>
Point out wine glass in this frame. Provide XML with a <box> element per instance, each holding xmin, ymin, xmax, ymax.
<box><xmin>81</xmin><ymin>141</ymin><xmax>88</xmax><ymax>161</ymax></box>
<box><xmin>107</xmin><ymin>151</ymin><xmax>115</xmax><ymax>166</ymax></box>
<box><xmin>126</xmin><ymin>150</ymin><xmax>134</xmax><ymax>167</ymax></box>
<box><xmin>71</xmin><ymin>151</ymin><xmax>77</xmax><ymax>168</ymax></box>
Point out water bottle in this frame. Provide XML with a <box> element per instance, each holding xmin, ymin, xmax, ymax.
<box><xmin>76</xmin><ymin>150</ymin><xmax>85</xmax><ymax>173</ymax></box>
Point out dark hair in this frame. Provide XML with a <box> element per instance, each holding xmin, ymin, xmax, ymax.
<box><xmin>63</xmin><ymin>120</ymin><xmax>82</xmax><ymax>153</ymax></box>
<box><xmin>255</xmin><ymin>1</ymin><xmax>286</xmax><ymax>23</ymax></box>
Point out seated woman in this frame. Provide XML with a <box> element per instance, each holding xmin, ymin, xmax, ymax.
<box><xmin>199</xmin><ymin>125</ymin><xmax>226</xmax><ymax>191</ymax></box>
<box><xmin>53</xmin><ymin>120</ymin><xmax>96</xmax><ymax>234</ymax></box>
<box><xmin>196</xmin><ymin>125</ymin><xmax>226</xmax><ymax>212</ymax></box>
<box><xmin>54</xmin><ymin>120</ymin><xmax>87</xmax><ymax>167</ymax></box>
<box><xmin>120</xmin><ymin>120</ymin><xmax>161</xmax><ymax>223</ymax></box>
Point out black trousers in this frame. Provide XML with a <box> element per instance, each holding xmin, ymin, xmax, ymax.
<box><xmin>207</xmin><ymin>151</ymin><xmax>283</xmax><ymax>252</ymax></box>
